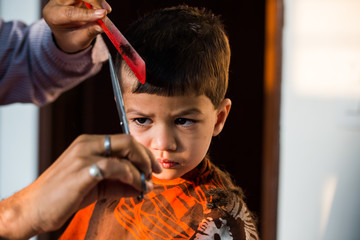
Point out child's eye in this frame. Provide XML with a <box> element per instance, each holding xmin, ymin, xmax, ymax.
<box><xmin>175</xmin><ymin>118</ymin><xmax>196</xmax><ymax>127</ymax></box>
<box><xmin>133</xmin><ymin>118</ymin><xmax>151</xmax><ymax>126</ymax></box>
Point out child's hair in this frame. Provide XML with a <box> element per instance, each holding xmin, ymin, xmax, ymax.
<box><xmin>117</xmin><ymin>5</ymin><xmax>231</xmax><ymax>107</ymax></box>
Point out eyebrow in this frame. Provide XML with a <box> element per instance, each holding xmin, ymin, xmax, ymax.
<box><xmin>126</xmin><ymin>108</ymin><xmax>154</xmax><ymax>117</ymax></box>
<box><xmin>126</xmin><ymin>107</ymin><xmax>204</xmax><ymax>117</ymax></box>
<box><xmin>175</xmin><ymin>108</ymin><xmax>203</xmax><ymax>116</ymax></box>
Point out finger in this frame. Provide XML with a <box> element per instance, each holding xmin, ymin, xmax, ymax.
<box><xmin>111</xmin><ymin>135</ymin><xmax>154</xmax><ymax>179</ymax></box>
<box><xmin>79</xmin><ymin>156</ymin><xmax>152</xmax><ymax>208</ymax></box>
<box><xmin>73</xmin><ymin>135</ymin><xmax>157</xmax><ymax>179</ymax></box>
<box><xmin>143</xmin><ymin>147</ymin><xmax>162</xmax><ymax>176</ymax></box>
<box><xmin>52</xmin><ymin>22</ymin><xmax>103</xmax><ymax>52</ymax></box>
<box><xmin>90</xmin><ymin>134</ymin><xmax>154</xmax><ymax>178</ymax></box>
<box><xmin>95</xmin><ymin>157</ymin><xmax>153</xmax><ymax>192</ymax></box>
<box><xmin>53</xmin><ymin>5</ymin><xmax>107</xmax><ymax>24</ymax></box>
<box><xmin>85</xmin><ymin>22</ymin><xmax>104</xmax><ymax>39</ymax></box>
<box><xmin>96</xmin><ymin>157</ymin><xmax>134</xmax><ymax>185</ymax></box>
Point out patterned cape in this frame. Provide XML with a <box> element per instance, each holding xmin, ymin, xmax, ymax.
<box><xmin>60</xmin><ymin>158</ymin><xmax>259</xmax><ymax>240</ymax></box>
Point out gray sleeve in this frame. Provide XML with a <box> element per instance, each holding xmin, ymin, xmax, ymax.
<box><xmin>0</xmin><ymin>18</ymin><xmax>109</xmax><ymax>106</ymax></box>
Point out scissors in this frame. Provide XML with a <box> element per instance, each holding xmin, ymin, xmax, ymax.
<box><xmin>108</xmin><ymin>53</ymin><xmax>146</xmax><ymax>201</ymax></box>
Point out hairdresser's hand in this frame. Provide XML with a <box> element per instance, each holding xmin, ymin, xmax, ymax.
<box><xmin>0</xmin><ymin>134</ymin><xmax>162</xmax><ymax>239</ymax></box>
<box><xmin>42</xmin><ymin>0</ymin><xmax>112</xmax><ymax>53</ymax></box>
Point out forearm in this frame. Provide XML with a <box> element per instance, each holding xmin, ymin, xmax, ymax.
<box><xmin>0</xmin><ymin>191</ymin><xmax>38</xmax><ymax>240</ymax></box>
<box><xmin>26</xmin><ymin>19</ymin><xmax>109</xmax><ymax>106</ymax></box>
<box><xmin>0</xmin><ymin>19</ymin><xmax>108</xmax><ymax>106</ymax></box>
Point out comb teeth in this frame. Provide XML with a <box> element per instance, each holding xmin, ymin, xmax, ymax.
<box><xmin>84</xmin><ymin>3</ymin><xmax>146</xmax><ymax>84</ymax></box>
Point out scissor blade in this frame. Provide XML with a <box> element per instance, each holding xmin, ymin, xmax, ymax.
<box><xmin>85</xmin><ymin>3</ymin><xmax>146</xmax><ymax>84</ymax></box>
<box><xmin>109</xmin><ymin>53</ymin><xmax>146</xmax><ymax>201</ymax></box>
<box><xmin>108</xmin><ymin>53</ymin><xmax>130</xmax><ymax>134</ymax></box>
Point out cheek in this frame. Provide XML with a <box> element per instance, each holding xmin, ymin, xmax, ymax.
<box><xmin>187</xmin><ymin>126</ymin><xmax>214</xmax><ymax>158</ymax></box>
<box><xmin>130</xmin><ymin>129</ymin><xmax>151</xmax><ymax>147</ymax></box>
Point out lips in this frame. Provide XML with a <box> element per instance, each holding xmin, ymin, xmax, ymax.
<box><xmin>158</xmin><ymin>159</ymin><xmax>179</xmax><ymax>169</ymax></box>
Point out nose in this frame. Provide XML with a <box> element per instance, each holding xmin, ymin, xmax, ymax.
<box><xmin>150</xmin><ymin>124</ymin><xmax>177</xmax><ymax>152</ymax></box>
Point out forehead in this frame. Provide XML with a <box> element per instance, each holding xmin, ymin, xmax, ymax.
<box><xmin>123</xmin><ymin>92</ymin><xmax>215</xmax><ymax>116</ymax></box>
<box><xmin>119</xmin><ymin>65</ymin><xmax>215</xmax><ymax>112</ymax></box>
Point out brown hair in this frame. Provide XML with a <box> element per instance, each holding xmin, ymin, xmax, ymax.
<box><xmin>117</xmin><ymin>5</ymin><xmax>231</xmax><ymax>107</ymax></box>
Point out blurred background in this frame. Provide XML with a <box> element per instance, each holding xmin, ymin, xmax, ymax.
<box><xmin>0</xmin><ymin>0</ymin><xmax>359</xmax><ymax>240</ymax></box>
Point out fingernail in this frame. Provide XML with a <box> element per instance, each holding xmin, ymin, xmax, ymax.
<box><xmin>146</xmin><ymin>181</ymin><xmax>153</xmax><ymax>192</ymax></box>
<box><xmin>94</xmin><ymin>25</ymin><xmax>103</xmax><ymax>33</ymax></box>
<box><xmin>102</xmin><ymin>1</ymin><xmax>112</xmax><ymax>12</ymax></box>
<box><xmin>94</xmin><ymin>9</ymin><xmax>106</xmax><ymax>17</ymax></box>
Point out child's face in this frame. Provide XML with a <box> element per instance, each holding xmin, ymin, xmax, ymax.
<box><xmin>121</xmin><ymin>69</ymin><xmax>231</xmax><ymax>180</ymax></box>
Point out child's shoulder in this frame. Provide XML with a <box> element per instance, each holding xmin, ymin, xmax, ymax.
<box><xmin>195</xmin><ymin>161</ymin><xmax>260</xmax><ymax>240</ymax></box>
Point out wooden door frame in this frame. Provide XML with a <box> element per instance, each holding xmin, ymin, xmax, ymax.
<box><xmin>261</xmin><ymin>0</ymin><xmax>283</xmax><ymax>239</ymax></box>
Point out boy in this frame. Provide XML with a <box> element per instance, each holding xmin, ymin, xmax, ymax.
<box><xmin>61</xmin><ymin>5</ymin><xmax>259</xmax><ymax>240</ymax></box>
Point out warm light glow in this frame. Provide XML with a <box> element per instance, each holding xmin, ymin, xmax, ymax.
<box><xmin>320</xmin><ymin>175</ymin><xmax>337</xmax><ymax>239</ymax></box>
<box><xmin>291</xmin><ymin>1</ymin><xmax>360</xmax><ymax>99</ymax></box>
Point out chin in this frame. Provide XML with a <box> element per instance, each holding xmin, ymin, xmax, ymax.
<box><xmin>153</xmin><ymin>171</ymin><xmax>181</xmax><ymax>180</ymax></box>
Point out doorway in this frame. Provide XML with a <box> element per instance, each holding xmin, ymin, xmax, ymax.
<box><xmin>38</xmin><ymin>1</ymin><xmax>269</xmax><ymax>239</ymax></box>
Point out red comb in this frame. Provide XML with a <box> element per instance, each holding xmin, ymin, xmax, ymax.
<box><xmin>85</xmin><ymin>2</ymin><xmax>146</xmax><ymax>84</ymax></box>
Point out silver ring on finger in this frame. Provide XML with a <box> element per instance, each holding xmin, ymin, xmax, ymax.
<box><xmin>104</xmin><ymin>135</ymin><xmax>111</xmax><ymax>156</ymax></box>
<box><xmin>89</xmin><ymin>164</ymin><xmax>103</xmax><ymax>180</ymax></box>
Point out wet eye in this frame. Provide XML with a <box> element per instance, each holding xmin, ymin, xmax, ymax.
<box><xmin>175</xmin><ymin>118</ymin><xmax>196</xmax><ymax>127</ymax></box>
<box><xmin>134</xmin><ymin>118</ymin><xmax>151</xmax><ymax>126</ymax></box>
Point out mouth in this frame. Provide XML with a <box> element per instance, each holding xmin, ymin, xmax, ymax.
<box><xmin>158</xmin><ymin>159</ymin><xmax>179</xmax><ymax>169</ymax></box>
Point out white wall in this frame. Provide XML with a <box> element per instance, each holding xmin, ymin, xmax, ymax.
<box><xmin>278</xmin><ymin>0</ymin><xmax>360</xmax><ymax>240</ymax></box>
<box><xmin>0</xmin><ymin>0</ymin><xmax>40</xmax><ymax>199</ymax></box>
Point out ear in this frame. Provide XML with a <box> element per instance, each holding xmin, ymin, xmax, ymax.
<box><xmin>213</xmin><ymin>98</ymin><xmax>232</xmax><ymax>136</ymax></box>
